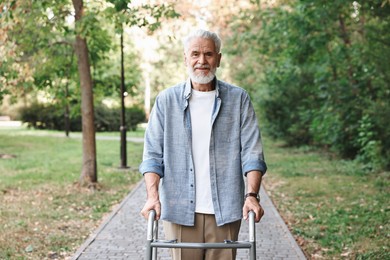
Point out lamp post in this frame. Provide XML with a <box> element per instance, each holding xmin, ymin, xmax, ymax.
<box><xmin>119</xmin><ymin>30</ymin><xmax>128</xmax><ymax>169</ymax></box>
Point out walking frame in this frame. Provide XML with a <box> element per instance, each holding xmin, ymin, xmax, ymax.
<box><xmin>145</xmin><ymin>210</ymin><xmax>256</xmax><ymax>260</ymax></box>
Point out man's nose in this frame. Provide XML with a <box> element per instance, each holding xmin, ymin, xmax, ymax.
<box><xmin>198</xmin><ymin>54</ymin><xmax>205</xmax><ymax>64</ymax></box>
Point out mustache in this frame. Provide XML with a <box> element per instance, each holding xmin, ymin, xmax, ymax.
<box><xmin>194</xmin><ymin>64</ymin><xmax>211</xmax><ymax>69</ymax></box>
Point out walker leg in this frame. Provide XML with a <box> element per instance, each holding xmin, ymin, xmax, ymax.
<box><xmin>145</xmin><ymin>210</ymin><xmax>156</xmax><ymax>260</ymax></box>
<box><xmin>249</xmin><ymin>211</ymin><xmax>256</xmax><ymax>260</ymax></box>
<box><xmin>152</xmin><ymin>219</ymin><xmax>158</xmax><ymax>260</ymax></box>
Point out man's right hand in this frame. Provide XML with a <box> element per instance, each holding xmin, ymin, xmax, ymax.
<box><xmin>141</xmin><ymin>172</ymin><xmax>161</xmax><ymax>220</ymax></box>
<box><xmin>140</xmin><ymin>198</ymin><xmax>161</xmax><ymax>220</ymax></box>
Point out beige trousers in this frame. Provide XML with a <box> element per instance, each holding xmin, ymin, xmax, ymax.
<box><xmin>163</xmin><ymin>213</ymin><xmax>241</xmax><ymax>260</ymax></box>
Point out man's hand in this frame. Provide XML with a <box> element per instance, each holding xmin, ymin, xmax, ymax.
<box><xmin>244</xmin><ymin>170</ymin><xmax>263</xmax><ymax>222</ymax></box>
<box><xmin>140</xmin><ymin>172</ymin><xmax>161</xmax><ymax>220</ymax></box>
<box><xmin>243</xmin><ymin>196</ymin><xmax>264</xmax><ymax>223</ymax></box>
<box><xmin>140</xmin><ymin>198</ymin><xmax>161</xmax><ymax>220</ymax></box>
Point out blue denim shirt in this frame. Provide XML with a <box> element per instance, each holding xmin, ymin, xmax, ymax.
<box><xmin>139</xmin><ymin>78</ymin><xmax>267</xmax><ymax>226</ymax></box>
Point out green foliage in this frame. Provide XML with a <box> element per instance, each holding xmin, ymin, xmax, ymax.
<box><xmin>104</xmin><ymin>0</ymin><xmax>180</xmax><ymax>31</ymax></box>
<box><xmin>19</xmin><ymin>102</ymin><xmax>145</xmax><ymax>132</ymax></box>
<box><xmin>19</xmin><ymin>102</ymin><xmax>77</xmax><ymax>130</ymax></box>
<box><xmin>94</xmin><ymin>105</ymin><xmax>145</xmax><ymax>131</ymax></box>
<box><xmin>92</xmin><ymin>42</ymin><xmax>141</xmax><ymax>101</ymax></box>
<box><xmin>356</xmin><ymin>115</ymin><xmax>384</xmax><ymax>171</ymax></box>
<box><xmin>225</xmin><ymin>0</ymin><xmax>390</xmax><ymax>170</ymax></box>
<box><xmin>0</xmin><ymin>0</ymin><xmax>179</xmax><ymax>108</ymax></box>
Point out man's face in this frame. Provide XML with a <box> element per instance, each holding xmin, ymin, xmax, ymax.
<box><xmin>184</xmin><ymin>37</ymin><xmax>222</xmax><ymax>84</ymax></box>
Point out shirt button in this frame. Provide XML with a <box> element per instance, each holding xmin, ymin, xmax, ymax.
<box><xmin>190</xmin><ymin>168</ymin><xmax>193</xmax><ymax>171</ymax></box>
<box><xmin>190</xmin><ymin>200</ymin><xmax>193</xmax><ymax>203</ymax></box>
<box><xmin>190</xmin><ymin>184</ymin><xmax>193</xmax><ymax>187</ymax></box>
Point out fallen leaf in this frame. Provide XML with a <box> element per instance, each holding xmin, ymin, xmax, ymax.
<box><xmin>25</xmin><ymin>245</ymin><xmax>33</xmax><ymax>253</ymax></box>
<box><xmin>341</xmin><ymin>251</ymin><xmax>352</xmax><ymax>257</ymax></box>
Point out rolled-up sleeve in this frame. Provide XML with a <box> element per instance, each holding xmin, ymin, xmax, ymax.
<box><xmin>240</xmin><ymin>92</ymin><xmax>267</xmax><ymax>176</ymax></box>
<box><xmin>139</xmin><ymin>95</ymin><xmax>165</xmax><ymax>178</ymax></box>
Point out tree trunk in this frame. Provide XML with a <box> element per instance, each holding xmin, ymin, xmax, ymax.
<box><xmin>72</xmin><ymin>0</ymin><xmax>97</xmax><ymax>185</ymax></box>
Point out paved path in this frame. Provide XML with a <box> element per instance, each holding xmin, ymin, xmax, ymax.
<box><xmin>72</xmin><ymin>181</ymin><xmax>306</xmax><ymax>260</ymax></box>
<box><xmin>2</xmin><ymin>126</ymin><xmax>305</xmax><ymax>259</ymax></box>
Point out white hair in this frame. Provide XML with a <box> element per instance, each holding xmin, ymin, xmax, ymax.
<box><xmin>182</xmin><ymin>29</ymin><xmax>222</xmax><ymax>54</ymax></box>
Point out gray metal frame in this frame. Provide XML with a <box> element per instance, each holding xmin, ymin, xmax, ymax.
<box><xmin>145</xmin><ymin>210</ymin><xmax>256</xmax><ymax>260</ymax></box>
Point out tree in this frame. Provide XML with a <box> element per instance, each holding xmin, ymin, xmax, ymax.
<box><xmin>77</xmin><ymin>0</ymin><xmax>178</xmax><ymax>182</ymax></box>
<box><xmin>0</xmin><ymin>0</ymin><xmax>80</xmax><ymax>123</ymax></box>
<box><xmin>224</xmin><ymin>0</ymin><xmax>390</xmax><ymax>170</ymax></box>
<box><xmin>103</xmin><ymin>0</ymin><xmax>179</xmax><ymax>168</ymax></box>
<box><xmin>71</xmin><ymin>0</ymin><xmax>97</xmax><ymax>185</ymax></box>
<box><xmin>1</xmin><ymin>0</ymin><xmax>180</xmax><ymax>186</ymax></box>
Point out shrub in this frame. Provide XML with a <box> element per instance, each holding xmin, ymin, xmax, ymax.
<box><xmin>19</xmin><ymin>102</ymin><xmax>145</xmax><ymax>132</ymax></box>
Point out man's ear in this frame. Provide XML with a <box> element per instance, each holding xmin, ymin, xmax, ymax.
<box><xmin>217</xmin><ymin>53</ymin><xmax>222</xmax><ymax>67</ymax></box>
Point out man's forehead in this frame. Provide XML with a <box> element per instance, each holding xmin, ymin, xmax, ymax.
<box><xmin>188</xmin><ymin>38</ymin><xmax>216</xmax><ymax>52</ymax></box>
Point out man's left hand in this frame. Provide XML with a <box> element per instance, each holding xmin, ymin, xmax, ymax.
<box><xmin>243</xmin><ymin>197</ymin><xmax>264</xmax><ymax>223</ymax></box>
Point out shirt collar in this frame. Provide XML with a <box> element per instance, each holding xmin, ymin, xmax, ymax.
<box><xmin>184</xmin><ymin>77</ymin><xmax>220</xmax><ymax>100</ymax></box>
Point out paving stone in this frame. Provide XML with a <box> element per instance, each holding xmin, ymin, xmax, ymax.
<box><xmin>72</xmin><ymin>181</ymin><xmax>306</xmax><ymax>259</ymax></box>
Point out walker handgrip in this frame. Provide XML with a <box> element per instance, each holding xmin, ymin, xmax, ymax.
<box><xmin>146</xmin><ymin>210</ymin><xmax>156</xmax><ymax>241</ymax></box>
<box><xmin>248</xmin><ymin>210</ymin><xmax>256</xmax><ymax>242</ymax></box>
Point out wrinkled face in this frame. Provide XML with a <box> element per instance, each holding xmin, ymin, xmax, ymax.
<box><xmin>184</xmin><ymin>37</ymin><xmax>222</xmax><ymax>84</ymax></box>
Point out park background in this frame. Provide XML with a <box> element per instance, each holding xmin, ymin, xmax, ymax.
<box><xmin>0</xmin><ymin>0</ymin><xmax>389</xmax><ymax>259</ymax></box>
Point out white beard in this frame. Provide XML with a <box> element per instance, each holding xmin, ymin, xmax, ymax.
<box><xmin>187</xmin><ymin>66</ymin><xmax>216</xmax><ymax>84</ymax></box>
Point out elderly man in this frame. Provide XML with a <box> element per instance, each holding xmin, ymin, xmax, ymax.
<box><xmin>140</xmin><ymin>29</ymin><xmax>267</xmax><ymax>260</ymax></box>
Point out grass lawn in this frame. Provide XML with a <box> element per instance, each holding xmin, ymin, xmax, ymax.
<box><xmin>0</xmin><ymin>127</ymin><xmax>388</xmax><ymax>259</ymax></box>
<box><xmin>262</xmin><ymin>138</ymin><xmax>389</xmax><ymax>259</ymax></box>
<box><xmin>0</xmin><ymin>127</ymin><xmax>144</xmax><ymax>259</ymax></box>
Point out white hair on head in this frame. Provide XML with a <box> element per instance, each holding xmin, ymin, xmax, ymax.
<box><xmin>183</xmin><ymin>29</ymin><xmax>222</xmax><ymax>54</ymax></box>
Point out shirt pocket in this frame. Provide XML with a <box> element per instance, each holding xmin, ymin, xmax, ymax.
<box><xmin>214</xmin><ymin>115</ymin><xmax>240</xmax><ymax>143</ymax></box>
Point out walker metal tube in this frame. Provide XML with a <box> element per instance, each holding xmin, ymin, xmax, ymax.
<box><xmin>248</xmin><ymin>211</ymin><xmax>256</xmax><ymax>260</ymax></box>
<box><xmin>150</xmin><ymin>241</ymin><xmax>252</xmax><ymax>249</ymax></box>
<box><xmin>152</xmin><ymin>217</ymin><xmax>158</xmax><ymax>260</ymax></box>
<box><xmin>146</xmin><ymin>210</ymin><xmax>257</xmax><ymax>260</ymax></box>
<box><xmin>145</xmin><ymin>210</ymin><xmax>156</xmax><ymax>260</ymax></box>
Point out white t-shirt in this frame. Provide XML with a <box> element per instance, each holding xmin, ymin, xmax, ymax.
<box><xmin>189</xmin><ymin>89</ymin><xmax>216</xmax><ymax>214</ymax></box>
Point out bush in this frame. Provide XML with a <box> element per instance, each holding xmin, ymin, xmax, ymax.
<box><xmin>224</xmin><ymin>2</ymin><xmax>390</xmax><ymax>171</ymax></box>
<box><xmin>19</xmin><ymin>102</ymin><xmax>145</xmax><ymax>132</ymax></box>
<box><xmin>19</xmin><ymin>102</ymin><xmax>79</xmax><ymax>130</ymax></box>
<box><xmin>94</xmin><ymin>105</ymin><xmax>145</xmax><ymax>131</ymax></box>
